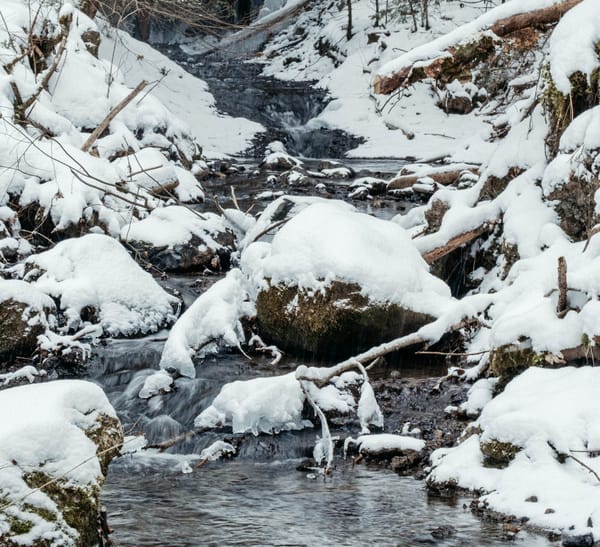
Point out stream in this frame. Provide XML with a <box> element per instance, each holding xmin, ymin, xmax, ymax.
<box><xmin>91</xmin><ymin>45</ymin><xmax>556</xmax><ymax>546</ymax></box>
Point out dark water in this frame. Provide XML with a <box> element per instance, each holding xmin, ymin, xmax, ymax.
<box><xmin>89</xmin><ymin>327</ymin><xmax>553</xmax><ymax>547</ymax></box>
<box><xmin>102</xmin><ymin>459</ymin><xmax>552</xmax><ymax>547</ymax></box>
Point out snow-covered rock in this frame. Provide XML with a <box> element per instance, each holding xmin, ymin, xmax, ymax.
<box><xmin>0</xmin><ymin>380</ymin><xmax>123</xmax><ymax>546</ymax></box>
<box><xmin>157</xmin><ymin>269</ymin><xmax>254</xmax><ymax>379</ymax></box>
<box><xmin>242</xmin><ymin>201</ymin><xmax>452</xmax><ymax>358</ymax></box>
<box><xmin>25</xmin><ymin>234</ymin><xmax>178</xmax><ymax>336</ymax></box>
<box><xmin>121</xmin><ymin>207</ymin><xmax>235</xmax><ymax>272</ymax></box>
<box><xmin>346</xmin><ymin>433</ymin><xmax>425</xmax><ymax>458</ymax></box>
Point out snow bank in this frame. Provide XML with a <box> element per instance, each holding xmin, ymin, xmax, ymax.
<box><xmin>0</xmin><ymin>380</ymin><xmax>121</xmax><ymax>545</ymax></box>
<box><xmin>26</xmin><ymin>234</ymin><xmax>178</xmax><ymax>336</ymax></box>
<box><xmin>157</xmin><ymin>269</ymin><xmax>254</xmax><ymax>378</ymax></box>
<box><xmin>548</xmin><ymin>0</ymin><xmax>600</xmax><ymax>94</ymax></box>
<box><xmin>429</xmin><ymin>367</ymin><xmax>600</xmax><ymax>539</ymax></box>
<box><xmin>242</xmin><ymin>201</ymin><xmax>452</xmax><ymax>316</ymax></box>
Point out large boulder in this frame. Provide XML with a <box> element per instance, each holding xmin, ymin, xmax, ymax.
<box><xmin>243</xmin><ymin>201</ymin><xmax>452</xmax><ymax>360</ymax></box>
<box><xmin>0</xmin><ymin>280</ymin><xmax>54</xmax><ymax>367</ymax></box>
<box><xmin>0</xmin><ymin>380</ymin><xmax>123</xmax><ymax>546</ymax></box>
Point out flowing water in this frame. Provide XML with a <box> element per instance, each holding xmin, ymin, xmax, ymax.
<box><xmin>89</xmin><ymin>46</ymin><xmax>556</xmax><ymax>546</ymax></box>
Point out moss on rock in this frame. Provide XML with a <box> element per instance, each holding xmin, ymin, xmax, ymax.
<box><xmin>490</xmin><ymin>345</ymin><xmax>546</xmax><ymax>383</ymax></box>
<box><xmin>255</xmin><ymin>280</ymin><xmax>433</xmax><ymax>360</ymax></box>
<box><xmin>0</xmin><ymin>412</ymin><xmax>123</xmax><ymax>546</ymax></box>
<box><xmin>480</xmin><ymin>439</ymin><xmax>521</xmax><ymax>468</ymax></box>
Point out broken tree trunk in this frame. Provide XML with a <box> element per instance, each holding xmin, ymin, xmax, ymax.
<box><xmin>373</xmin><ymin>0</ymin><xmax>582</xmax><ymax>95</ymax></box>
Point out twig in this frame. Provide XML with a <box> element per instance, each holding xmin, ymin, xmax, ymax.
<box><xmin>548</xmin><ymin>441</ymin><xmax>600</xmax><ymax>483</ymax></box>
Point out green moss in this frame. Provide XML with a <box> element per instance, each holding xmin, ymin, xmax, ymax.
<box><xmin>23</xmin><ymin>472</ymin><xmax>100</xmax><ymax>546</ymax></box>
<box><xmin>256</xmin><ymin>280</ymin><xmax>433</xmax><ymax>360</ymax></box>
<box><xmin>22</xmin><ymin>503</ymin><xmax>57</xmax><ymax>523</ymax></box>
<box><xmin>480</xmin><ymin>439</ymin><xmax>521</xmax><ymax>468</ymax></box>
<box><xmin>438</xmin><ymin>35</ymin><xmax>497</xmax><ymax>84</ymax></box>
<box><xmin>490</xmin><ymin>345</ymin><xmax>546</xmax><ymax>383</ymax></box>
<box><xmin>7</xmin><ymin>516</ymin><xmax>34</xmax><ymax>535</ymax></box>
<box><xmin>85</xmin><ymin>413</ymin><xmax>123</xmax><ymax>476</ymax></box>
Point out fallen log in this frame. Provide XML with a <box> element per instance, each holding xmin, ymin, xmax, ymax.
<box><xmin>374</xmin><ymin>0</ymin><xmax>582</xmax><ymax>95</ymax></box>
<box><xmin>422</xmin><ymin>223</ymin><xmax>494</xmax><ymax>265</ymax></box>
<box><xmin>388</xmin><ymin>165</ymin><xmax>479</xmax><ymax>191</ymax></box>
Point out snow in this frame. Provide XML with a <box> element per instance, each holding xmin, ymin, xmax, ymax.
<box><xmin>138</xmin><ymin>370</ymin><xmax>174</xmax><ymax>399</ymax></box>
<box><xmin>0</xmin><ymin>365</ymin><xmax>44</xmax><ymax>387</ymax></box>
<box><xmin>98</xmin><ymin>25</ymin><xmax>263</xmax><ymax>158</ymax></box>
<box><xmin>121</xmin><ymin>206</ymin><xmax>231</xmax><ymax>249</ymax></box>
<box><xmin>242</xmin><ymin>201</ymin><xmax>453</xmax><ymax>317</ymax></box>
<box><xmin>349</xmin><ymin>434</ymin><xmax>425</xmax><ymax>455</ymax></box>
<box><xmin>0</xmin><ymin>380</ymin><xmax>118</xmax><ymax>545</ymax></box>
<box><xmin>25</xmin><ymin>234</ymin><xmax>178</xmax><ymax>336</ymax></box>
<box><xmin>194</xmin><ymin>371</ymin><xmax>309</xmax><ymax>435</ymax></box>
<box><xmin>157</xmin><ymin>269</ymin><xmax>254</xmax><ymax>378</ymax></box>
<box><xmin>429</xmin><ymin>367</ymin><xmax>600</xmax><ymax>539</ymax></box>
<box><xmin>548</xmin><ymin>0</ymin><xmax>600</xmax><ymax>94</ymax></box>
<box><xmin>0</xmin><ymin>279</ymin><xmax>55</xmax><ymax>313</ymax></box>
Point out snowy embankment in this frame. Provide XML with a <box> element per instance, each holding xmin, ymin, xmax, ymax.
<box><xmin>0</xmin><ymin>380</ymin><xmax>123</xmax><ymax>546</ymax></box>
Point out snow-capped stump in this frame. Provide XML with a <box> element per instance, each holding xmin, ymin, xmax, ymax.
<box><xmin>0</xmin><ymin>280</ymin><xmax>55</xmax><ymax>367</ymax></box>
<box><xmin>428</xmin><ymin>367</ymin><xmax>600</xmax><ymax>536</ymax></box>
<box><xmin>259</xmin><ymin>141</ymin><xmax>303</xmax><ymax>171</ymax></box>
<box><xmin>242</xmin><ymin>201</ymin><xmax>452</xmax><ymax>359</ymax></box>
<box><xmin>24</xmin><ymin>234</ymin><xmax>179</xmax><ymax>336</ymax></box>
<box><xmin>0</xmin><ymin>380</ymin><xmax>123</xmax><ymax>546</ymax></box>
<box><xmin>121</xmin><ymin>206</ymin><xmax>235</xmax><ymax>273</ymax></box>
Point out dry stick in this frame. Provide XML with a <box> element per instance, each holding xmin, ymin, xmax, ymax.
<box><xmin>557</xmin><ymin>256</ymin><xmax>568</xmax><ymax>316</ymax></box>
<box><xmin>81</xmin><ymin>80</ymin><xmax>148</xmax><ymax>153</ymax></box>
<box><xmin>416</xmin><ymin>349</ymin><xmax>491</xmax><ymax>357</ymax></box>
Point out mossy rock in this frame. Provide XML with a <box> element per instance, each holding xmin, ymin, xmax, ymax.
<box><xmin>480</xmin><ymin>439</ymin><xmax>521</xmax><ymax>468</ymax></box>
<box><xmin>0</xmin><ymin>412</ymin><xmax>123</xmax><ymax>546</ymax></box>
<box><xmin>490</xmin><ymin>344</ymin><xmax>546</xmax><ymax>384</ymax></box>
<box><xmin>255</xmin><ymin>280</ymin><xmax>433</xmax><ymax>360</ymax></box>
<box><xmin>0</xmin><ymin>299</ymin><xmax>46</xmax><ymax>367</ymax></box>
<box><xmin>547</xmin><ymin>173</ymin><xmax>600</xmax><ymax>241</ymax></box>
<box><xmin>543</xmin><ymin>67</ymin><xmax>600</xmax><ymax>155</ymax></box>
